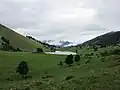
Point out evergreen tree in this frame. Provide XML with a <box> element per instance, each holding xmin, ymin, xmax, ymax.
<box><xmin>75</xmin><ymin>54</ymin><xmax>80</xmax><ymax>62</ymax></box>
<box><xmin>16</xmin><ymin>61</ymin><xmax>29</xmax><ymax>77</ymax></box>
<box><xmin>65</xmin><ymin>54</ymin><xmax>74</xmax><ymax>66</ymax></box>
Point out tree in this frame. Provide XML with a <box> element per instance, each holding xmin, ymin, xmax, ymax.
<box><xmin>37</xmin><ymin>48</ymin><xmax>43</xmax><ymax>53</ymax></box>
<box><xmin>65</xmin><ymin>54</ymin><xmax>73</xmax><ymax>66</ymax></box>
<box><xmin>76</xmin><ymin>50</ymin><xmax>78</xmax><ymax>53</ymax></box>
<box><xmin>93</xmin><ymin>46</ymin><xmax>98</xmax><ymax>52</ymax></box>
<box><xmin>16</xmin><ymin>48</ymin><xmax>22</xmax><ymax>52</ymax></box>
<box><xmin>75</xmin><ymin>54</ymin><xmax>80</xmax><ymax>62</ymax></box>
<box><xmin>16</xmin><ymin>61</ymin><xmax>29</xmax><ymax>77</ymax></box>
<box><xmin>1</xmin><ymin>36</ymin><xmax>9</xmax><ymax>44</ymax></box>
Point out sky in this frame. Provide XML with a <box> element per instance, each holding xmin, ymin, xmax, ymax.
<box><xmin>0</xmin><ymin>0</ymin><xmax>120</xmax><ymax>44</ymax></box>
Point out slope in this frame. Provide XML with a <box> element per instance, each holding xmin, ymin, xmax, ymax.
<box><xmin>82</xmin><ymin>31</ymin><xmax>120</xmax><ymax>46</ymax></box>
<box><xmin>0</xmin><ymin>24</ymin><xmax>49</xmax><ymax>51</ymax></box>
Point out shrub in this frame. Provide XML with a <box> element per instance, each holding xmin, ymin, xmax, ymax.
<box><xmin>111</xmin><ymin>49</ymin><xmax>120</xmax><ymax>55</ymax></box>
<box><xmin>65</xmin><ymin>76</ymin><xmax>74</xmax><ymax>80</ymax></box>
<box><xmin>16</xmin><ymin>48</ymin><xmax>22</xmax><ymax>52</ymax></box>
<box><xmin>16</xmin><ymin>61</ymin><xmax>29</xmax><ymax>77</ymax></box>
<box><xmin>65</xmin><ymin>54</ymin><xmax>74</xmax><ymax>66</ymax></box>
<box><xmin>1</xmin><ymin>36</ymin><xmax>9</xmax><ymax>44</ymax></box>
<box><xmin>75</xmin><ymin>54</ymin><xmax>80</xmax><ymax>62</ymax></box>
<box><xmin>100</xmin><ymin>50</ymin><xmax>109</xmax><ymax>56</ymax></box>
<box><xmin>76</xmin><ymin>50</ymin><xmax>78</xmax><ymax>53</ymax></box>
<box><xmin>85</xmin><ymin>60</ymin><xmax>91</xmax><ymax>64</ymax></box>
<box><xmin>37</xmin><ymin>48</ymin><xmax>43</xmax><ymax>53</ymax></box>
<box><xmin>100</xmin><ymin>57</ymin><xmax>105</xmax><ymax>62</ymax></box>
<box><xmin>93</xmin><ymin>47</ymin><xmax>98</xmax><ymax>52</ymax></box>
<box><xmin>90</xmin><ymin>53</ymin><xmax>94</xmax><ymax>56</ymax></box>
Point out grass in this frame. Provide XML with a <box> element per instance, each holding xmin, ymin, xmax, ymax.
<box><xmin>0</xmin><ymin>24</ymin><xmax>50</xmax><ymax>51</ymax></box>
<box><xmin>1</xmin><ymin>46</ymin><xmax>120</xmax><ymax>89</ymax></box>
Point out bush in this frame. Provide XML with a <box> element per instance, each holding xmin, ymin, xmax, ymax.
<box><xmin>1</xmin><ymin>36</ymin><xmax>9</xmax><ymax>44</ymax></box>
<box><xmin>100</xmin><ymin>50</ymin><xmax>109</xmax><ymax>56</ymax></box>
<box><xmin>16</xmin><ymin>48</ymin><xmax>22</xmax><ymax>52</ymax></box>
<box><xmin>111</xmin><ymin>49</ymin><xmax>120</xmax><ymax>55</ymax></box>
<box><xmin>65</xmin><ymin>54</ymin><xmax>74</xmax><ymax>66</ymax></box>
<box><xmin>65</xmin><ymin>76</ymin><xmax>74</xmax><ymax>80</ymax></box>
<box><xmin>85</xmin><ymin>60</ymin><xmax>91</xmax><ymax>64</ymax></box>
<box><xmin>100</xmin><ymin>57</ymin><xmax>105</xmax><ymax>62</ymax></box>
<box><xmin>37</xmin><ymin>48</ymin><xmax>43</xmax><ymax>53</ymax></box>
<box><xmin>93</xmin><ymin>47</ymin><xmax>98</xmax><ymax>52</ymax></box>
<box><xmin>75</xmin><ymin>54</ymin><xmax>80</xmax><ymax>62</ymax></box>
<box><xmin>76</xmin><ymin>50</ymin><xmax>78</xmax><ymax>53</ymax></box>
<box><xmin>16</xmin><ymin>61</ymin><xmax>29</xmax><ymax>77</ymax></box>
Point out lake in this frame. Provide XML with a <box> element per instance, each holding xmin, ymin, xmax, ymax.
<box><xmin>45</xmin><ymin>51</ymin><xmax>76</xmax><ymax>55</ymax></box>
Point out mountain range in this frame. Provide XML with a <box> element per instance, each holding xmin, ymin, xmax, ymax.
<box><xmin>43</xmin><ymin>40</ymin><xmax>75</xmax><ymax>47</ymax></box>
<box><xmin>1</xmin><ymin>24</ymin><xmax>120</xmax><ymax>50</ymax></box>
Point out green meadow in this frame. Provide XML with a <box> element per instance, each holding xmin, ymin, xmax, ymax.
<box><xmin>1</xmin><ymin>46</ymin><xmax>120</xmax><ymax>90</ymax></box>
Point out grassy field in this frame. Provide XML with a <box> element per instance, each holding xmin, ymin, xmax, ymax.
<box><xmin>1</xmin><ymin>46</ymin><xmax>120</xmax><ymax>90</ymax></box>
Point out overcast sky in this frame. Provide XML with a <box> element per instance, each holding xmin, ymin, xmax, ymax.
<box><xmin>0</xmin><ymin>0</ymin><xmax>120</xmax><ymax>44</ymax></box>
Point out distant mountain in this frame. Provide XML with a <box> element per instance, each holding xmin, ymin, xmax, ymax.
<box><xmin>0</xmin><ymin>24</ymin><xmax>49</xmax><ymax>51</ymax></box>
<box><xmin>82</xmin><ymin>31</ymin><xmax>120</xmax><ymax>46</ymax></box>
<box><xmin>43</xmin><ymin>40</ymin><xmax>74</xmax><ymax>47</ymax></box>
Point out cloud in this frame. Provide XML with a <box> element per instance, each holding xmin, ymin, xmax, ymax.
<box><xmin>0</xmin><ymin>0</ymin><xmax>119</xmax><ymax>44</ymax></box>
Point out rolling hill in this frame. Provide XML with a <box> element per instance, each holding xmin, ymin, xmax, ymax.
<box><xmin>0</xmin><ymin>24</ymin><xmax>49</xmax><ymax>51</ymax></box>
<box><xmin>82</xmin><ymin>31</ymin><xmax>120</xmax><ymax>46</ymax></box>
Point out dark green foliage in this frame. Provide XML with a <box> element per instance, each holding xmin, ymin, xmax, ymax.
<box><xmin>0</xmin><ymin>36</ymin><xmax>18</xmax><ymax>52</ymax></box>
<box><xmin>1</xmin><ymin>36</ymin><xmax>9</xmax><ymax>44</ymax></box>
<box><xmin>65</xmin><ymin>76</ymin><xmax>74</xmax><ymax>80</ymax></box>
<box><xmin>79</xmin><ymin>45</ymin><xmax>82</xmax><ymax>49</ymax></box>
<box><xmin>111</xmin><ymin>49</ymin><xmax>120</xmax><ymax>55</ymax></box>
<box><xmin>101</xmin><ymin>57</ymin><xmax>105</xmax><ymax>62</ymax></box>
<box><xmin>65</xmin><ymin>54</ymin><xmax>74</xmax><ymax>66</ymax></box>
<box><xmin>90</xmin><ymin>53</ymin><xmax>94</xmax><ymax>56</ymax></box>
<box><xmin>100</xmin><ymin>44</ymin><xmax>107</xmax><ymax>48</ymax></box>
<box><xmin>37</xmin><ymin>48</ymin><xmax>43</xmax><ymax>53</ymax></box>
<box><xmin>16</xmin><ymin>48</ymin><xmax>22</xmax><ymax>52</ymax></box>
<box><xmin>50</xmin><ymin>47</ymin><xmax>56</xmax><ymax>52</ymax></box>
<box><xmin>85</xmin><ymin>60</ymin><xmax>91</xmax><ymax>64</ymax></box>
<box><xmin>75</xmin><ymin>54</ymin><xmax>80</xmax><ymax>62</ymax></box>
<box><xmin>16</xmin><ymin>61</ymin><xmax>29</xmax><ymax>77</ymax></box>
<box><xmin>88</xmin><ymin>56</ymin><xmax>92</xmax><ymax>59</ymax></box>
<box><xmin>100</xmin><ymin>50</ymin><xmax>109</xmax><ymax>56</ymax></box>
<box><xmin>76</xmin><ymin>50</ymin><xmax>78</xmax><ymax>53</ymax></box>
<box><xmin>93</xmin><ymin>46</ymin><xmax>98</xmax><ymax>52</ymax></box>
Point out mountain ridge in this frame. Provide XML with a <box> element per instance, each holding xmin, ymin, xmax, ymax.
<box><xmin>82</xmin><ymin>31</ymin><xmax>120</xmax><ymax>46</ymax></box>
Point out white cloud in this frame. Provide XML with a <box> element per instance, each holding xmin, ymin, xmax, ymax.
<box><xmin>0</xmin><ymin>0</ymin><xmax>120</xmax><ymax>44</ymax></box>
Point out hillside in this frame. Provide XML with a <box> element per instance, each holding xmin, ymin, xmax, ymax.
<box><xmin>0</xmin><ymin>24</ymin><xmax>49</xmax><ymax>51</ymax></box>
<box><xmin>82</xmin><ymin>31</ymin><xmax>120</xmax><ymax>46</ymax></box>
<box><xmin>1</xmin><ymin>44</ymin><xmax>120</xmax><ymax>89</ymax></box>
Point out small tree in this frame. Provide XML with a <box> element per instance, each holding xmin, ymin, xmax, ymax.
<box><xmin>75</xmin><ymin>54</ymin><xmax>80</xmax><ymax>62</ymax></box>
<box><xmin>16</xmin><ymin>61</ymin><xmax>29</xmax><ymax>77</ymax></box>
<box><xmin>65</xmin><ymin>54</ymin><xmax>73</xmax><ymax>66</ymax></box>
<box><xmin>1</xmin><ymin>36</ymin><xmax>9</xmax><ymax>44</ymax></box>
<box><xmin>16</xmin><ymin>48</ymin><xmax>22</xmax><ymax>52</ymax></box>
<box><xmin>37</xmin><ymin>48</ymin><xmax>43</xmax><ymax>53</ymax></box>
<box><xmin>93</xmin><ymin>47</ymin><xmax>98</xmax><ymax>52</ymax></box>
<box><xmin>76</xmin><ymin>50</ymin><xmax>78</xmax><ymax>53</ymax></box>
